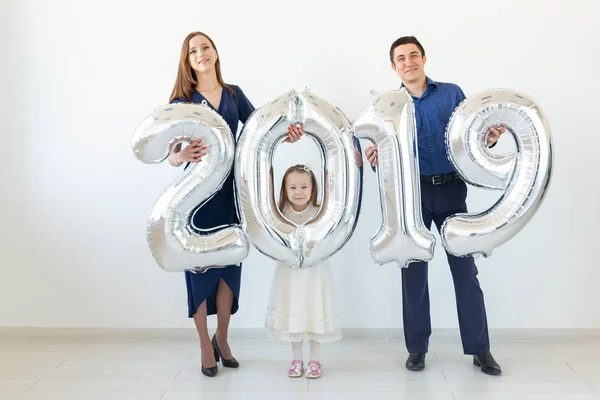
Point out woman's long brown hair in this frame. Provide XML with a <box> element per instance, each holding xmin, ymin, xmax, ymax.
<box><xmin>278</xmin><ymin>164</ymin><xmax>319</xmax><ymax>211</ymax></box>
<box><xmin>169</xmin><ymin>32</ymin><xmax>234</xmax><ymax>103</ymax></box>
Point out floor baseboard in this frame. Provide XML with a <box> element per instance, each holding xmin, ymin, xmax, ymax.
<box><xmin>2</xmin><ymin>327</ymin><xmax>600</xmax><ymax>341</ymax></box>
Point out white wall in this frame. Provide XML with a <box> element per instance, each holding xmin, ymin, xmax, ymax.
<box><xmin>1</xmin><ymin>0</ymin><xmax>599</xmax><ymax>329</ymax></box>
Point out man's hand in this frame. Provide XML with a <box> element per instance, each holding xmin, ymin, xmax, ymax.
<box><xmin>487</xmin><ymin>125</ymin><xmax>505</xmax><ymax>147</ymax></box>
<box><xmin>365</xmin><ymin>145</ymin><xmax>378</xmax><ymax>168</ymax></box>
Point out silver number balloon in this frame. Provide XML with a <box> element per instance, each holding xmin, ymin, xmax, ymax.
<box><xmin>353</xmin><ymin>89</ymin><xmax>435</xmax><ymax>268</ymax></box>
<box><xmin>442</xmin><ymin>89</ymin><xmax>553</xmax><ymax>257</ymax></box>
<box><xmin>235</xmin><ymin>89</ymin><xmax>362</xmax><ymax>268</ymax></box>
<box><xmin>132</xmin><ymin>103</ymin><xmax>249</xmax><ymax>273</ymax></box>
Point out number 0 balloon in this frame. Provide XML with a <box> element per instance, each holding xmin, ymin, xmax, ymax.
<box><xmin>234</xmin><ymin>89</ymin><xmax>362</xmax><ymax>268</ymax></box>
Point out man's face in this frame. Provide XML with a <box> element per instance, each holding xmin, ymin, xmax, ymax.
<box><xmin>391</xmin><ymin>43</ymin><xmax>427</xmax><ymax>84</ymax></box>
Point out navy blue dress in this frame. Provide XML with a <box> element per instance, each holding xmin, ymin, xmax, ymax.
<box><xmin>172</xmin><ymin>85</ymin><xmax>255</xmax><ymax>318</ymax></box>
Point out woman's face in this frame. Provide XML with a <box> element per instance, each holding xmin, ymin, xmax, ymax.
<box><xmin>188</xmin><ymin>34</ymin><xmax>218</xmax><ymax>75</ymax></box>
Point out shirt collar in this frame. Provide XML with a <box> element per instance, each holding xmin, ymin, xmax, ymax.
<box><xmin>400</xmin><ymin>76</ymin><xmax>438</xmax><ymax>90</ymax></box>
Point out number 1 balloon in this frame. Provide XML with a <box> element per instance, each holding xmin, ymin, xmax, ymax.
<box><xmin>353</xmin><ymin>88</ymin><xmax>436</xmax><ymax>268</ymax></box>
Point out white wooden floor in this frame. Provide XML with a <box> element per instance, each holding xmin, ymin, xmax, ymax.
<box><xmin>1</xmin><ymin>328</ymin><xmax>600</xmax><ymax>399</ymax></box>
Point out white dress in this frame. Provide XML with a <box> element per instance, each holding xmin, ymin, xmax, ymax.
<box><xmin>265</xmin><ymin>203</ymin><xmax>342</xmax><ymax>343</ymax></box>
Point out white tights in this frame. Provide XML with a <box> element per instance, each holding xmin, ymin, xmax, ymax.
<box><xmin>291</xmin><ymin>339</ymin><xmax>320</xmax><ymax>361</ymax></box>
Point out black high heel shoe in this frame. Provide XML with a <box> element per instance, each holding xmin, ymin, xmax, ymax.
<box><xmin>212</xmin><ymin>334</ymin><xmax>239</xmax><ymax>368</ymax></box>
<box><xmin>201</xmin><ymin>351</ymin><xmax>218</xmax><ymax>377</ymax></box>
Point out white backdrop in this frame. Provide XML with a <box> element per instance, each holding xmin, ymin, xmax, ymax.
<box><xmin>1</xmin><ymin>0</ymin><xmax>599</xmax><ymax>329</ymax></box>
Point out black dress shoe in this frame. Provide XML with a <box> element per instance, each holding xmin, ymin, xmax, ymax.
<box><xmin>405</xmin><ymin>352</ymin><xmax>426</xmax><ymax>371</ymax></box>
<box><xmin>200</xmin><ymin>351</ymin><xmax>218</xmax><ymax>377</ymax></box>
<box><xmin>201</xmin><ymin>364</ymin><xmax>218</xmax><ymax>377</ymax></box>
<box><xmin>212</xmin><ymin>334</ymin><xmax>239</xmax><ymax>368</ymax></box>
<box><xmin>473</xmin><ymin>351</ymin><xmax>502</xmax><ymax>375</ymax></box>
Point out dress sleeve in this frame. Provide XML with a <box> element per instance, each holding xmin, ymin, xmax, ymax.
<box><xmin>235</xmin><ymin>86</ymin><xmax>255</xmax><ymax>124</ymax></box>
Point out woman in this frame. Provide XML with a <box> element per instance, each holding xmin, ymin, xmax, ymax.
<box><xmin>167</xmin><ymin>31</ymin><xmax>302</xmax><ymax>377</ymax></box>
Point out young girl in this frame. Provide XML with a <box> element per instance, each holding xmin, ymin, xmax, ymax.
<box><xmin>265</xmin><ymin>164</ymin><xmax>342</xmax><ymax>379</ymax></box>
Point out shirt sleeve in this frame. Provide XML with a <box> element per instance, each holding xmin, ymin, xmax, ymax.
<box><xmin>353</xmin><ymin>136</ymin><xmax>362</xmax><ymax>153</ymax></box>
<box><xmin>235</xmin><ymin>86</ymin><xmax>255</xmax><ymax>124</ymax></box>
<box><xmin>370</xmin><ymin>148</ymin><xmax>377</xmax><ymax>173</ymax></box>
<box><xmin>370</xmin><ymin>141</ymin><xmax>376</xmax><ymax>173</ymax></box>
<box><xmin>353</xmin><ymin>136</ymin><xmax>364</xmax><ymax>174</ymax></box>
<box><xmin>456</xmin><ymin>85</ymin><xmax>467</xmax><ymax>104</ymax></box>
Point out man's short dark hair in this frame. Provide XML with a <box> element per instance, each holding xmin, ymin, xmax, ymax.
<box><xmin>389</xmin><ymin>36</ymin><xmax>426</xmax><ymax>64</ymax></box>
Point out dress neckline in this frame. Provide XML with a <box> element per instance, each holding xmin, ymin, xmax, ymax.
<box><xmin>286</xmin><ymin>203</ymin><xmax>316</xmax><ymax>217</ymax></box>
<box><xmin>194</xmin><ymin>86</ymin><xmax>224</xmax><ymax>112</ymax></box>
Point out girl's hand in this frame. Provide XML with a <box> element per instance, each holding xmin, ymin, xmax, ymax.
<box><xmin>176</xmin><ymin>139</ymin><xmax>207</xmax><ymax>163</ymax></box>
<box><xmin>285</xmin><ymin>124</ymin><xmax>304</xmax><ymax>143</ymax></box>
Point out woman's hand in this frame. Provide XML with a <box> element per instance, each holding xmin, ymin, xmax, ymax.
<box><xmin>284</xmin><ymin>124</ymin><xmax>304</xmax><ymax>143</ymax></box>
<box><xmin>175</xmin><ymin>139</ymin><xmax>207</xmax><ymax>163</ymax></box>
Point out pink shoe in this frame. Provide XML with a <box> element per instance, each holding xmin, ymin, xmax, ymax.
<box><xmin>305</xmin><ymin>360</ymin><xmax>322</xmax><ymax>379</ymax></box>
<box><xmin>287</xmin><ymin>359</ymin><xmax>304</xmax><ymax>378</ymax></box>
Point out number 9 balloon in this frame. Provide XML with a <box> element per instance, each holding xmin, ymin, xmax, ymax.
<box><xmin>132</xmin><ymin>103</ymin><xmax>249</xmax><ymax>273</ymax></box>
<box><xmin>442</xmin><ymin>89</ymin><xmax>553</xmax><ymax>257</ymax></box>
<box><xmin>234</xmin><ymin>88</ymin><xmax>362</xmax><ymax>268</ymax></box>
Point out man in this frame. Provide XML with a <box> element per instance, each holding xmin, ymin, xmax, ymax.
<box><xmin>365</xmin><ymin>36</ymin><xmax>504</xmax><ymax>376</ymax></box>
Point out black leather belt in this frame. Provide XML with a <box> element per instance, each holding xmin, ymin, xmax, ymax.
<box><xmin>420</xmin><ymin>172</ymin><xmax>460</xmax><ymax>185</ymax></box>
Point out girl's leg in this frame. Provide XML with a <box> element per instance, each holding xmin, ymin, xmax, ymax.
<box><xmin>309</xmin><ymin>340</ymin><xmax>321</xmax><ymax>361</ymax></box>
<box><xmin>291</xmin><ymin>340</ymin><xmax>303</xmax><ymax>360</ymax></box>
<box><xmin>288</xmin><ymin>340</ymin><xmax>304</xmax><ymax>378</ymax></box>
<box><xmin>306</xmin><ymin>340</ymin><xmax>322</xmax><ymax>379</ymax></box>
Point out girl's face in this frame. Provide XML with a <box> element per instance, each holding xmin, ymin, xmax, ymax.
<box><xmin>188</xmin><ymin>34</ymin><xmax>217</xmax><ymax>75</ymax></box>
<box><xmin>285</xmin><ymin>171</ymin><xmax>313</xmax><ymax>209</ymax></box>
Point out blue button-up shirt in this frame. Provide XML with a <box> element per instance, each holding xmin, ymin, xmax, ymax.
<box><xmin>403</xmin><ymin>77</ymin><xmax>466</xmax><ymax>176</ymax></box>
